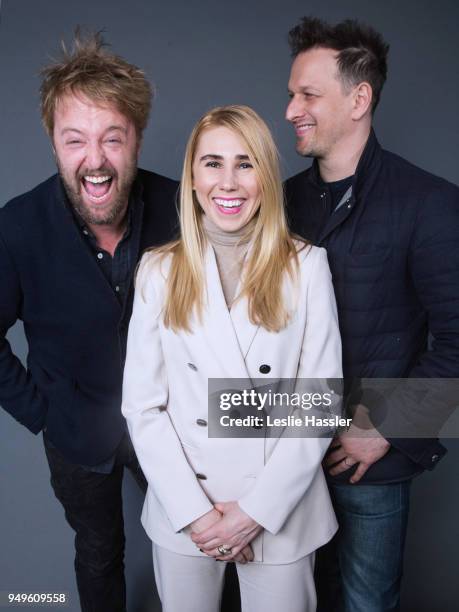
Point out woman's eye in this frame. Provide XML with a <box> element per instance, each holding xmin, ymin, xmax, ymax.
<box><xmin>205</xmin><ymin>161</ymin><xmax>221</xmax><ymax>168</ymax></box>
<box><xmin>239</xmin><ymin>162</ymin><xmax>253</xmax><ymax>169</ymax></box>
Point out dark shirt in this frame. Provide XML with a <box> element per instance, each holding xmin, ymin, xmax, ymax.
<box><xmin>325</xmin><ymin>175</ymin><xmax>354</xmax><ymax>214</ymax></box>
<box><xmin>70</xmin><ymin>197</ymin><xmax>143</xmax><ymax>305</ymax></box>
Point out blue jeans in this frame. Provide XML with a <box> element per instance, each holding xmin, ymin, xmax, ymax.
<box><xmin>316</xmin><ymin>481</ymin><xmax>411</xmax><ymax>612</ymax></box>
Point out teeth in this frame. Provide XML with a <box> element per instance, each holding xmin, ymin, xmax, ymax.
<box><xmin>84</xmin><ymin>175</ymin><xmax>112</xmax><ymax>184</ymax></box>
<box><xmin>214</xmin><ymin>198</ymin><xmax>244</xmax><ymax>208</ymax></box>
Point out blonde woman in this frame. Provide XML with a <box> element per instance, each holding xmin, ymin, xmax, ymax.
<box><xmin>122</xmin><ymin>105</ymin><xmax>342</xmax><ymax>612</ymax></box>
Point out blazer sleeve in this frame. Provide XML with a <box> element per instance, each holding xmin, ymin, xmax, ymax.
<box><xmin>0</xmin><ymin>224</ymin><xmax>47</xmax><ymax>433</ymax></box>
<box><xmin>121</xmin><ymin>254</ymin><xmax>213</xmax><ymax>532</ymax></box>
<box><xmin>238</xmin><ymin>248</ymin><xmax>342</xmax><ymax>534</ymax></box>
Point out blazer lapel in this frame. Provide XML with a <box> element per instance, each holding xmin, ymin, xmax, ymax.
<box><xmin>229</xmin><ymin>289</ymin><xmax>261</xmax><ymax>360</ymax></box>
<box><xmin>228</xmin><ymin>241</ymin><xmax>261</xmax><ymax>360</ymax></box>
<box><xmin>203</xmin><ymin>245</ymin><xmax>255</xmax><ymax>380</ymax></box>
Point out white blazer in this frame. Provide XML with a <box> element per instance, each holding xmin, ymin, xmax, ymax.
<box><xmin>122</xmin><ymin>243</ymin><xmax>342</xmax><ymax>564</ymax></box>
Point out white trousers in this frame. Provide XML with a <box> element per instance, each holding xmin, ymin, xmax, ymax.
<box><xmin>152</xmin><ymin>544</ymin><xmax>316</xmax><ymax>612</ymax></box>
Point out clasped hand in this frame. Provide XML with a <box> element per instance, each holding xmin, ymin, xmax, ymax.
<box><xmin>190</xmin><ymin>501</ymin><xmax>262</xmax><ymax>563</ymax></box>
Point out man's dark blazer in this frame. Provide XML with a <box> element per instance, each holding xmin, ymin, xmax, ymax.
<box><xmin>0</xmin><ymin>169</ymin><xmax>178</xmax><ymax>465</ymax></box>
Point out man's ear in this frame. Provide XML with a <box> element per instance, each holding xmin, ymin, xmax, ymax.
<box><xmin>351</xmin><ymin>82</ymin><xmax>373</xmax><ymax>120</ymax></box>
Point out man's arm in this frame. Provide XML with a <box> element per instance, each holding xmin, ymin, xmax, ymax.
<box><xmin>408</xmin><ymin>182</ymin><xmax>459</xmax><ymax>380</ymax></box>
<box><xmin>330</xmin><ymin>182</ymin><xmax>459</xmax><ymax>478</ymax></box>
<box><xmin>385</xmin><ymin>181</ymin><xmax>459</xmax><ymax>466</ymax></box>
<box><xmin>0</xmin><ymin>228</ymin><xmax>47</xmax><ymax>433</ymax></box>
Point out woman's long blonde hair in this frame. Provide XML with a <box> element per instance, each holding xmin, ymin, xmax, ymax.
<box><xmin>157</xmin><ymin>105</ymin><xmax>304</xmax><ymax>332</ymax></box>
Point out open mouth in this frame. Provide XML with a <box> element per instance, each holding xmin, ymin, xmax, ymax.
<box><xmin>81</xmin><ymin>175</ymin><xmax>114</xmax><ymax>203</ymax></box>
<box><xmin>213</xmin><ymin>197</ymin><xmax>245</xmax><ymax>215</ymax></box>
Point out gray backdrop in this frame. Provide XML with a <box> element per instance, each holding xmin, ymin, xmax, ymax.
<box><xmin>0</xmin><ymin>0</ymin><xmax>458</xmax><ymax>610</ymax></box>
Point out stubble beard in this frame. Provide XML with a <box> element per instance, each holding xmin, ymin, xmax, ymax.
<box><xmin>296</xmin><ymin>125</ymin><xmax>342</xmax><ymax>161</ymax></box>
<box><xmin>296</xmin><ymin>131</ymin><xmax>323</xmax><ymax>159</ymax></box>
<box><xmin>296</xmin><ymin>133</ymin><xmax>340</xmax><ymax>160</ymax></box>
<box><xmin>58</xmin><ymin>155</ymin><xmax>138</xmax><ymax>226</ymax></box>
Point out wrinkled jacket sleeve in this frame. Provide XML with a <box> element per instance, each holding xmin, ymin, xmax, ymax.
<box><xmin>238</xmin><ymin>248</ymin><xmax>342</xmax><ymax>533</ymax></box>
<box><xmin>0</xmin><ymin>220</ymin><xmax>47</xmax><ymax>433</ymax></box>
<box><xmin>121</xmin><ymin>254</ymin><xmax>213</xmax><ymax>532</ymax></box>
<box><xmin>387</xmin><ymin>183</ymin><xmax>459</xmax><ymax>467</ymax></box>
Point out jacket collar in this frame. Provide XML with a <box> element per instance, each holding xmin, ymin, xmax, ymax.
<box><xmin>307</xmin><ymin>128</ymin><xmax>383</xmax><ymax>198</ymax></box>
<box><xmin>305</xmin><ymin>130</ymin><xmax>383</xmax><ymax>245</ymax></box>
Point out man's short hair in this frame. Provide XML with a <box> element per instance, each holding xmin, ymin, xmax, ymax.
<box><xmin>40</xmin><ymin>29</ymin><xmax>152</xmax><ymax>137</ymax></box>
<box><xmin>288</xmin><ymin>17</ymin><xmax>389</xmax><ymax>112</ymax></box>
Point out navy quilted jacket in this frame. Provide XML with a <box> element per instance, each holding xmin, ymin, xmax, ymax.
<box><xmin>285</xmin><ymin>130</ymin><xmax>459</xmax><ymax>484</ymax></box>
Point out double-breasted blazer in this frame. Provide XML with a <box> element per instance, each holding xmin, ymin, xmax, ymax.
<box><xmin>122</xmin><ymin>242</ymin><xmax>342</xmax><ymax>563</ymax></box>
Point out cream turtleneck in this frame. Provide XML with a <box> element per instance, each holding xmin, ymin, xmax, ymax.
<box><xmin>201</xmin><ymin>214</ymin><xmax>255</xmax><ymax>309</ymax></box>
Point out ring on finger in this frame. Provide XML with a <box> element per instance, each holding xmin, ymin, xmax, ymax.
<box><xmin>217</xmin><ymin>545</ymin><xmax>232</xmax><ymax>555</ymax></box>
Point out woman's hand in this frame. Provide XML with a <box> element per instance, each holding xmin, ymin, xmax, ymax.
<box><xmin>188</xmin><ymin>508</ymin><xmax>222</xmax><ymax>534</ymax></box>
<box><xmin>188</xmin><ymin>507</ymin><xmax>254</xmax><ymax>563</ymax></box>
<box><xmin>232</xmin><ymin>544</ymin><xmax>254</xmax><ymax>564</ymax></box>
<box><xmin>190</xmin><ymin>501</ymin><xmax>262</xmax><ymax>560</ymax></box>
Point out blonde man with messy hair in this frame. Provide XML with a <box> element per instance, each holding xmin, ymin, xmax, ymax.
<box><xmin>122</xmin><ymin>105</ymin><xmax>342</xmax><ymax>612</ymax></box>
<box><xmin>0</xmin><ymin>29</ymin><xmax>178</xmax><ymax>612</ymax></box>
<box><xmin>40</xmin><ymin>28</ymin><xmax>152</xmax><ymax>138</ymax></box>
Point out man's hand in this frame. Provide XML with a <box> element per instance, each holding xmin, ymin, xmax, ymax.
<box><xmin>325</xmin><ymin>404</ymin><xmax>391</xmax><ymax>483</ymax></box>
<box><xmin>191</xmin><ymin>501</ymin><xmax>262</xmax><ymax>561</ymax></box>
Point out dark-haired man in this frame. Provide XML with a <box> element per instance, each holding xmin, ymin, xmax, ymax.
<box><xmin>0</xmin><ymin>33</ymin><xmax>178</xmax><ymax>612</ymax></box>
<box><xmin>285</xmin><ymin>16</ymin><xmax>459</xmax><ymax>612</ymax></box>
